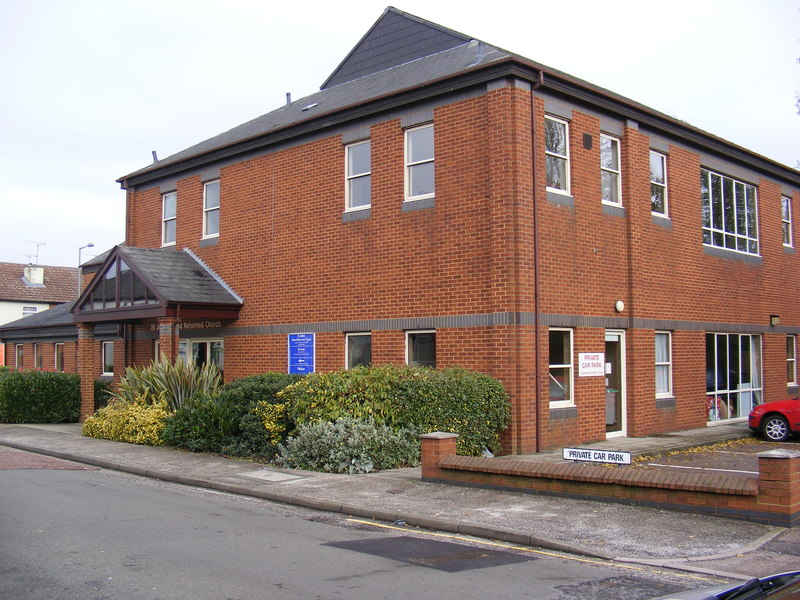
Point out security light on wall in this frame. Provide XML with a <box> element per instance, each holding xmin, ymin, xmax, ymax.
<box><xmin>615</xmin><ymin>300</ymin><xmax>625</xmax><ymax>313</ymax></box>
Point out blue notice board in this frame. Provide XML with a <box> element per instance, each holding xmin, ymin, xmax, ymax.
<box><xmin>288</xmin><ymin>333</ymin><xmax>315</xmax><ymax>374</ymax></box>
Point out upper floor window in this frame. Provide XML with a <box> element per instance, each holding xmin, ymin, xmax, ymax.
<box><xmin>650</xmin><ymin>151</ymin><xmax>668</xmax><ymax>216</ymax></box>
<box><xmin>22</xmin><ymin>306</ymin><xmax>38</xmax><ymax>316</ymax></box>
<box><xmin>405</xmin><ymin>125</ymin><xmax>434</xmax><ymax>201</ymax></box>
<box><xmin>788</xmin><ymin>335</ymin><xmax>797</xmax><ymax>387</ymax></box>
<box><xmin>346</xmin><ymin>333</ymin><xmax>372</xmax><ymax>368</ymax></box>
<box><xmin>346</xmin><ymin>141</ymin><xmax>371</xmax><ymax>210</ymax></box>
<box><xmin>600</xmin><ymin>134</ymin><xmax>621</xmax><ymax>206</ymax></box>
<box><xmin>406</xmin><ymin>330</ymin><xmax>436</xmax><ymax>367</ymax></box>
<box><xmin>781</xmin><ymin>195</ymin><xmax>793</xmax><ymax>247</ymax></box>
<box><xmin>549</xmin><ymin>328</ymin><xmax>573</xmax><ymax>407</ymax></box>
<box><xmin>701</xmin><ymin>169</ymin><xmax>758</xmax><ymax>255</ymax></box>
<box><xmin>655</xmin><ymin>332</ymin><xmax>672</xmax><ymax>398</ymax></box>
<box><xmin>162</xmin><ymin>192</ymin><xmax>177</xmax><ymax>246</ymax></box>
<box><xmin>203</xmin><ymin>180</ymin><xmax>220</xmax><ymax>238</ymax></box>
<box><xmin>544</xmin><ymin>116</ymin><xmax>570</xmax><ymax>194</ymax></box>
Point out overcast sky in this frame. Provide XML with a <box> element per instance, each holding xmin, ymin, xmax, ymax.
<box><xmin>1</xmin><ymin>0</ymin><xmax>798</xmax><ymax>267</ymax></box>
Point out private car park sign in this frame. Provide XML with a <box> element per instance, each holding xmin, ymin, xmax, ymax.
<box><xmin>562</xmin><ymin>447</ymin><xmax>632</xmax><ymax>465</ymax></box>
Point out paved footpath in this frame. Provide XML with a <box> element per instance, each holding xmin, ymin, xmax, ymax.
<box><xmin>1</xmin><ymin>423</ymin><xmax>797</xmax><ymax>580</ymax></box>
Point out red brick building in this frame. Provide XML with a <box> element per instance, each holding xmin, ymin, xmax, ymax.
<box><xmin>2</xmin><ymin>8</ymin><xmax>798</xmax><ymax>453</ymax></box>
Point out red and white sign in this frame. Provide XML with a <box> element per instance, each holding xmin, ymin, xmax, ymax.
<box><xmin>579</xmin><ymin>352</ymin><xmax>604</xmax><ymax>377</ymax></box>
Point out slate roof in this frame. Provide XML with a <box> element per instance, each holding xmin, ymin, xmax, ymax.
<box><xmin>0</xmin><ymin>301</ymin><xmax>75</xmax><ymax>330</ymax></box>
<box><xmin>0</xmin><ymin>262</ymin><xmax>78</xmax><ymax>304</ymax></box>
<box><xmin>118</xmin><ymin>6</ymin><xmax>800</xmax><ymax>190</ymax></box>
<box><xmin>113</xmin><ymin>247</ymin><xmax>242</xmax><ymax>306</ymax></box>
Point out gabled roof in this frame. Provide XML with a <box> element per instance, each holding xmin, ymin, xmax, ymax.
<box><xmin>0</xmin><ymin>262</ymin><xmax>78</xmax><ymax>304</ymax></box>
<box><xmin>321</xmin><ymin>6</ymin><xmax>472</xmax><ymax>89</ymax></box>
<box><xmin>73</xmin><ymin>246</ymin><xmax>242</xmax><ymax>324</ymax></box>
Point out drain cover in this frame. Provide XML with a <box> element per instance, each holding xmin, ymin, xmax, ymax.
<box><xmin>324</xmin><ymin>536</ymin><xmax>535</xmax><ymax>572</ymax></box>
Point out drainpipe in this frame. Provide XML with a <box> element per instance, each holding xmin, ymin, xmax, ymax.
<box><xmin>531</xmin><ymin>71</ymin><xmax>544</xmax><ymax>453</ymax></box>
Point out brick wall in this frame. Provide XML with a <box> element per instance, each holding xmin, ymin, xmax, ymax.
<box><xmin>117</xmin><ymin>80</ymin><xmax>799</xmax><ymax>453</ymax></box>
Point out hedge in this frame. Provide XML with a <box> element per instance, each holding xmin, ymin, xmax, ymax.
<box><xmin>0</xmin><ymin>369</ymin><xmax>81</xmax><ymax>423</ymax></box>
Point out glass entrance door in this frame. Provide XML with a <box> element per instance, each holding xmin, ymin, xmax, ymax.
<box><xmin>605</xmin><ymin>331</ymin><xmax>626</xmax><ymax>438</ymax></box>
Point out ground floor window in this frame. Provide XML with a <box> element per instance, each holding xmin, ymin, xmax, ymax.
<box><xmin>706</xmin><ymin>333</ymin><xmax>762</xmax><ymax>422</ymax></box>
<box><xmin>787</xmin><ymin>335</ymin><xmax>796</xmax><ymax>387</ymax></box>
<box><xmin>102</xmin><ymin>341</ymin><xmax>114</xmax><ymax>376</ymax></box>
<box><xmin>406</xmin><ymin>330</ymin><xmax>435</xmax><ymax>367</ymax></box>
<box><xmin>655</xmin><ymin>331</ymin><xmax>672</xmax><ymax>397</ymax></box>
<box><xmin>346</xmin><ymin>333</ymin><xmax>371</xmax><ymax>368</ymax></box>
<box><xmin>34</xmin><ymin>344</ymin><xmax>42</xmax><ymax>369</ymax></box>
<box><xmin>54</xmin><ymin>343</ymin><xmax>64</xmax><ymax>372</ymax></box>
<box><xmin>15</xmin><ymin>344</ymin><xmax>23</xmax><ymax>368</ymax></box>
<box><xmin>178</xmin><ymin>339</ymin><xmax>224</xmax><ymax>374</ymax></box>
<box><xmin>548</xmin><ymin>328</ymin><xmax>573</xmax><ymax>406</ymax></box>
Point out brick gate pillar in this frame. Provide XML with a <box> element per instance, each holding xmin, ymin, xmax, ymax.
<box><xmin>158</xmin><ymin>317</ymin><xmax>180</xmax><ymax>362</ymax></box>
<box><xmin>757</xmin><ymin>449</ymin><xmax>800</xmax><ymax>525</ymax></box>
<box><xmin>76</xmin><ymin>322</ymin><xmax>96</xmax><ymax>421</ymax></box>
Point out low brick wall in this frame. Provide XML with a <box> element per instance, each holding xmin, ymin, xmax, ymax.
<box><xmin>420</xmin><ymin>433</ymin><xmax>800</xmax><ymax>527</ymax></box>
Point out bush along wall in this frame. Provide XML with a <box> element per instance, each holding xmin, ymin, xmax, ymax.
<box><xmin>0</xmin><ymin>369</ymin><xmax>81</xmax><ymax>423</ymax></box>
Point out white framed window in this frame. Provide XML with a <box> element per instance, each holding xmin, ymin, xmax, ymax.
<box><xmin>781</xmin><ymin>195</ymin><xmax>793</xmax><ymax>247</ymax></box>
<box><xmin>548</xmin><ymin>328</ymin><xmax>573</xmax><ymax>407</ymax></box>
<box><xmin>102</xmin><ymin>341</ymin><xmax>114</xmax><ymax>376</ymax></box>
<box><xmin>406</xmin><ymin>330</ymin><xmax>436</xmax><ymax>367</ymax></box>
<box><xmin>190</xmin><ymin>339</ymin><xmax>224</xmax><ymax>374</ymax></box>
<box><xmin>22</xmin><ymin>306</ymin><xmax>38</xmax><ymax>316</ymax></box>
<box><xmin>650</xmin><ymin>151</ymin><xmax>668</xmax><ymax>216</ymax></box>
<box><xmin>346</xmin><ymin>141</ymin><xmax>371</xmax><ymax>210</ymax></box>
<box><xmin>405</xmin><ymin>124</ymin><xmax>434</xmax><ymax>201</ymax></box>
<box><xmin>162</xmin><ymin>191</ymin><xmax>177</xmax><ymax>246</ymax></box>
<box><xmin>600</xmin><ymin>134</ymin><xmax>621</xmax><ymax>206</ymax></box>
<box><xmin>203</xmin><ymin>180</ymin><xmax>220</xmax><ymax>238</ymax></box>
<box><xmin>15</xmin><ymin>344</ymin><xmax>23</xmax><ymax>368</ymax></box>
<box><xmin>788</xmin><ymin>335</ymin><xmax>797</xmax><ymax>387</ymax></box>
<box><xmin>701</xmin><ymin>169</ymin><xmax>759</xmax><ymax>255</ymax></box>
<box><xmin>706</xmin><ymin>333</ymin><xmax>762</xmax><ymax>421</ymax></box>
<box><xmin>655</xmin><ymin>331</ymin><xmax>672</xmax><ymax>398</ymax></box>
<box><xmin>33</xmin><ymin>343</ymin><xmax>42</xmax><ymax>369</ymax></box>
<box><xmin>346</xmin><ymin>333</ymin><xmax>372</xmax><ymax>368</ymax></box>
<box><xmin>54</xmin><ymin>343</ymin><xmax>64</xmax><ymax>372</ymax></box>
<box><xmin>544</xmin><ymin>116</ymin><xmax>570</xmax><ymax>194</ymax></box>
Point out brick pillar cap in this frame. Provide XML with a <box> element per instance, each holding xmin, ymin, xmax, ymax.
<box><xmin>758</xmin><ymin>449</ymin><xmax>800</xmax><ymax>459</ymax></box>
<box><xmin>420</xmin><ymin>432</ymin><xmax>459</xmax><ymax>440</ymax></box>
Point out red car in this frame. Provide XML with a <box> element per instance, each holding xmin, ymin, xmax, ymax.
<box><xmin>749</xmin><ymin>398</ymin><xmax>800</xmax><ymax>441</ymax></box>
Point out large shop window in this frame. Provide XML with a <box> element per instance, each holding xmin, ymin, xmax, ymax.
<box><xmin>549</xmin><ymin>328</ymin><xmax>573</xmax><ymax>407</ymax></box>
<box><xmin>706</xmin><ymin>333</ymin><xmax>762</xmax><ymax>422</ymax></box>
<box><xmin>700</xmin><ymin>169</ymin><xmax>759</xmax><ymax>255</ymax></box>
<box><xmin>406</xmin><ymin>330</ymin><xmax>436</xmax><ymax>368</ymax></box>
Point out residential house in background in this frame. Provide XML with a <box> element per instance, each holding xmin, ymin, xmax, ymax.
<box><xmin>2</xmin><ymin>8</ymin><xmax>798</xmax><ymax>453</ymax></box>
<box><xmin>0</xmin><ymin>262</ymin><xmax>77</xmax><ymax>366</ymax></box>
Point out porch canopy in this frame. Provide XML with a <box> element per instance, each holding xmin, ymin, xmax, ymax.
<box><xmin>73</xmin><ymin>246</ymin><xmax>242</xmax><ymax>324</ymax></box>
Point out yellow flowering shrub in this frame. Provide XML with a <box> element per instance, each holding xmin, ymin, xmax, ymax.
<box><xmin>253</xmin><ymin>401</ymin><xmax>288</xmax><ymax>444</ymax></box>
<box><xmin>82</xmin><ymin>398</ymin><xmax>170</xmax><ymax>446</ymax></box>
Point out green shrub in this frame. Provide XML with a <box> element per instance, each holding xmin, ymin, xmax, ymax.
<box><xmin>278</xmin><ymin>365</ymin><xmax>416</xmax><ymax>427</ymax></box>
<box><xmin>278</xmin><ymin>365</ymin><xmax>510</xmax><ymax>456</ymax></box>
<box><xmin>162</xmin><ymin>372</ymin><xmax>301</xmax><ymax>457</ymax></box>
<box><xmin>392</xmin><ymin>367</ymin><xmax>511</xmax><ymax>455</ymax></box>
<box><xmin>82</xmin><ymin>398</ymin><xmax>170</xmax><ymax>445</ymax></box>
<box><xmin>94</xmin><ymin>379</ymin><xmax>113</xmax><ymax>411</ymax></box>
<box><xmin>112</xmin><ymin>356</ymin><xmax>222</xmax><ymax>411</ymax></box>
<box><xmin>0</xmin><ymin>369</ymin><xmax>80</xmax><ymax>423</ymax></box>
<box><xmin>278</xmin><ymin>417</ymin><xmax>420</xmax><ymax>473</ymax></box>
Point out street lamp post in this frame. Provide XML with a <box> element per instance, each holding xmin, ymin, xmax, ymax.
<box><xmin>77</xmin><ymin>243</ymin><xmax>95</xmax><ymax>299</ymax></box>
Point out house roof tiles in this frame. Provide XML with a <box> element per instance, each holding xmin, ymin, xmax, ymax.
<box><xmin>0</xmin><ymin>262</ymin><xmax>78</xmax><ymax>304</ymax></box>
